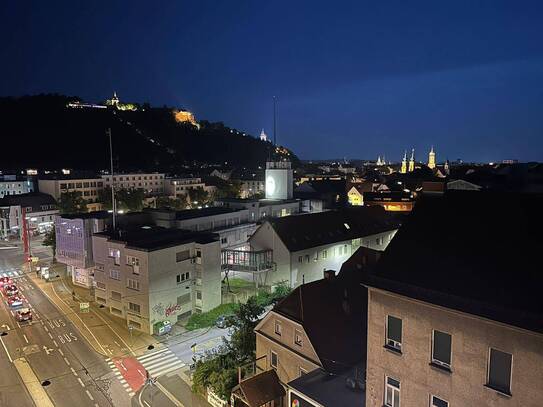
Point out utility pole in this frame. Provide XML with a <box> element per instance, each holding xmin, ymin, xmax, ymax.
<box><xmin>106</xmin><ymin>128</ymin><xmax>117</xmax><ymax>231</ymax></box>
<box><xmin>273</xmin><ymin>96</ymin><xmax>277</xmax><ymax>147</ymax></box>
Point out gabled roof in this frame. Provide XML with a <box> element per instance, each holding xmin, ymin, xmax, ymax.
<box><xmin>0</xmin><ymin>192</ymin><xmax>57</xmax><ymax>211</ymax></box>
<box><xmin>272</xmin><ymin>275</ymin><xmax>367</xmax><ymax>373</ymax></box>
<box><xmin>360</xmin><ymin>190</ymin><xmax>543</xmax><ymax>334</ymax></box>
<box><xmin>233</xmin><ymin>370</ymin><xmax>285</xmax><ymax>407</ymax></box>
<box><xmin>264</xmin><ymin>206</ymin><xmax>401</xmax><ymax>252</ymax></box>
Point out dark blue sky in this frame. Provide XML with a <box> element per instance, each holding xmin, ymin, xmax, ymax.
<box><xmin>2</xmin><ymin>1</ymin><xmax>543</xmax><ymax>162</ymax></box>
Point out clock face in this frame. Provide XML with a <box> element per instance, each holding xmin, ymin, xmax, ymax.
<box><xmin>266</xmin><ymin>176</ymin><xmax>276</xmax><ymax>195</ymax></box>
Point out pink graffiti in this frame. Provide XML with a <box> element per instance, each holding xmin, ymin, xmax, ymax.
<box><xmin>165</xmin><ymin>304</ymin><xmax>181</xmax><ymax>317</ymax></box>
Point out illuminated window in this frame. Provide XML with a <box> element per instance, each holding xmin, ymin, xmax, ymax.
<box><xmin>385</xmin><ymin>376</ymin><xmax>400</xmax><ymax>407</ymax></box>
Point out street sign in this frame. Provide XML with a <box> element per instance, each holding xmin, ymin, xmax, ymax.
<box><xmin>79</xmin><ymin>302</ymin><xmax>90</xmax><ymax>313</ymax></box>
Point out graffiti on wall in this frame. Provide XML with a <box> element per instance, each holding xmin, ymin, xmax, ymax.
<box><xmin>152</xmin><ymin>302</ymin><xmax>182</xmax><ymax>317</ymax></box>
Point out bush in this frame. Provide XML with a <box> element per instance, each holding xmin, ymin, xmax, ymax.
<box><xmin>186</xmin><ymin>303</ymin><xmax>239</xmax><ymax>331</ymax></box>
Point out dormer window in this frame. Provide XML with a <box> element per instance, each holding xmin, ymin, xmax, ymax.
<box><xmin>274</xmin><ymin>320</ymin><xmax>282</xmax><ymax>336</ymax></box>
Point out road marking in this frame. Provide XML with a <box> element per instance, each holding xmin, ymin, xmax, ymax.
<box><xmin>128</xmin><ymin>392</ymin><xmax>135</xmax><ymax>397</ymax></box>
<box><xmin>63</xmin><ymin>357</ymin><xmax>70</xmax><ymax>366</ymax></box>
<box><xmin>154</xmin><ymin>381</ymin><xmax>183</xmax><ymax>406</ymax></box>
<box><xmin>47</xmin><ymin>332</ymin><xmax>53</xmax><ymax>339</ymax></box>
<box><xmin>122</xmin><ymin>383</ymin><xmax>129</xmax><ymax>388</ymax></box>
<box><xmin>77</xmin><ymin>377</ymin><xmax>85</xmax><ymax>387</ymax></box>
<box><xmin>85</xmin><ymin>390</ymin><xmax>94</xmax><ymax>401</ymax></box>
<box><xmin>52</xmin><ymin>340</ymin><xmax>58</xmax><ymax>347</ymax></box>
<box><xmin>43</xmin><ymin>326</ymin><xmax>48</xmax><ymax>332</ymax></box>
<box><xmin>144</xmin><ymin>401</ymin><xmax>151</xmax><ymax>407</ymax></box>
<box><xmin>70</xmin><ymin>367</ymin><xmax>78</xmax><ymax>376</ymax></box>
<box><xmin>0</xmin><ymin>335</ymin><xmax>13</xmax><ymax>362</ymax></box>
<box><xmin>23</xmin><ymin>334</ymin><xmax>29</xmax><ymax>344</ymax></box>
<box><xmin>58</xmin><ymin>349</ymin><xmax>64</xmax><ymax>356</ymax></box>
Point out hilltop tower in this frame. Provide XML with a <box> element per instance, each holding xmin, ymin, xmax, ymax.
<box><xmin>400</xmin><ymin>151</ymin><xmax>407</xmax><ymax>174</ymax></box>
<box><xmin>444</xmin><ymin>159</ymin><xmax>450</xmax><ymax>175</ymax></box>
<box><xmin>408</xmin><ymin>149</ymin><xmax>415</xmax><ymax>172</ymax></box>
<box><xmin>428</xmin><ymin>146</ymin><xmax>436</xmax><ymax>169</ymax></box>
<box><xmin>260</xmin><ymin>129</ymin><xmax>268</xmax><ymax>142</ymax></box>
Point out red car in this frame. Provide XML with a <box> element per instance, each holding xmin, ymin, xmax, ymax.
<box><xmin>15</xmin><ymin>308</ymin><xmax>32</xmax><ymax>322</ymax></box>
<box><xmin>7</xmin><ymin>295</ymin><xmax>24</xmax><ymax>309</ymax></box>
<box><xmin>3</xmin><ymin>285</ymin><xmax>18</xmax><ymax>297</ymax></box>
<box><xmin>0</xmin><ymin>277</ymin><xmax>13</xmax><ymax>288</ymax></box>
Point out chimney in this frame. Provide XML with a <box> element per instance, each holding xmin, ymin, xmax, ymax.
<box><xmin>323</xmin><ymin>268</ymin><xmax>336</xmax><ymax>280</ymax></box>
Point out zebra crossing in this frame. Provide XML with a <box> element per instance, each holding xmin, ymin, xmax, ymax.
<box><xmin>136</xmin><ymin>348</ymin><xmax>186</xmax><ymax>378</ymax></box>
<box><xmin>106</xmin><ymin>348</ymin><xmax>185</xmax><ymax>397</ymax></box>
<box><xmin>2</xmin><ymin>269</ymin><xmax>21</xmax><ymax>278</ymax></box>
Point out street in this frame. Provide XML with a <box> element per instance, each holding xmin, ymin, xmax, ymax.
<box><xmin>0</xmin><ymin>239</ymin><xmax>228</xmax><ymax>407</ymax></box>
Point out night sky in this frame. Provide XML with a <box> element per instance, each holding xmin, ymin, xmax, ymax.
<box><xmin>2</xmin><ymin>1</ymin><xmax>543</xmax><ymax>162</ymax></box>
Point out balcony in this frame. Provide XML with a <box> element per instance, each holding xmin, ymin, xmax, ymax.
<box><xmin>221</xmin><ymin>249</ymin><xmax>273</xmax><ymax>273</ymax></box>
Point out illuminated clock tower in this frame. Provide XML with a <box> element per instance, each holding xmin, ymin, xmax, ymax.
<box><xmin>428</xmin><ymin>146</ymin><xmax>436</xmax><ymax>169</ymax></box>
<box><xmin>265</xmin><ymin>160</ymin><xmax>293</xmax><ymax>200</ymax></box>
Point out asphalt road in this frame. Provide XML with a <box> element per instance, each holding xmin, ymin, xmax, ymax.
<box><xmin>0</xmin><ymin>243</ymin><xmax>128</xmax><ymax>407</ymax></box>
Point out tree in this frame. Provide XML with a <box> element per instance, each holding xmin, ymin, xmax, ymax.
<box><xmin>97</xmin><ymin>188</ymin><xmax>113</xmax><ymax>210</ymax></box>
<box><xmin>58</xmin><ymin>191</ymin><xmax>86</xmax><ymax>214</ymax></box>
<box><xmin>188</xmin><ymin>187</ymin><xmax>209</xmax><ymax>207</ymax></box>
<box><xmin>43</xmin><ymin>228</ymin><xmax>56</xmax><ymax>259</ymax></box>
<box><xmin>228</xmin><ymin>296</ymin><xmax>264</xmax><ymax>360</ymax></box>
<box><xmin>116</xmin><ymin>188</ymin><xmax>145</xmax><ymax>211</ymax></box>
<box><xmin>155</xmin><ymin>196</ymin><xmax>186</xmax><ymax>210</ymax></box>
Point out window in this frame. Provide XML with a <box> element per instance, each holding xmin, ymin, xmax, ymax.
<box><xmin>294</xmin><ymin>329</ymin><xmax>303</xmax><ymax>346</ymax></box>
<box><xmin>176</xmin><ymin>250</ymin><xmax>190</xmax><ymax>262</ymax></box>
<box><xmin>110</xmin><ymin>291</ymin><xmax>121</xmax><ymax>301</ymax></box>
<box><xmin>109</xmin><ymin>270</ymin><xmax>120</xmax><ymax>280</ymax></box>
<box><xmin>298</xmin><ymin>256</ymin><xmax>303</xmax><ymax>263</ymax></box>
<box><xmin>432</xmin><ymin>330</ymin><xmax>452</xmax><ymax>369</ymax></box>
<box><xmin>431</xmin><ymin>395</ymin><xmax>448</xmax><ymax>407</ymax></box>
<box><xmin>127</xmin><ymin>279</ymin><xmax>140</xmax><ymax>290</ymax></box>
<box><xmin>385</xmin><ymin>376</ymin><xmax>400</xmax><ymax>407</ymax></box>
<box><xmin>305</xmin><ymin>254</ymin><xmax>310</xmax><ymax>263</ymax></box>
<box><xmin>274</xmin><ymin>320</ymin><xmax>282</xmax><ymax>336</ymax></box>
<box><xmin>128</xmin><ymin>302</ymin><xmax>141</xmax><ymax>314</ymax></box>
<box><xmin>487</xmin><ymin>348</ymin><xmax>512</xmax><ymax>395</ymax></box>
<box><xmin>386</xmin><ymin>315</ymin><xmax>402</xmax><ymax>352</ymax></box>
<box><xmin>270</xmin><ymin>351</ymin><xmax>278</xmax><ymax>369</ymax></box>
<box><xmin>177</xmin><ymin>293</ymin><xmax>191</xmax><ymax>305</ymax></box>
<box><xmin>96</xmin><ymin>282</ymin><xmax>106</xmax><ymax>290</ymax></box>
<box><xmin>126</xmin><ymin>256</ymin><xmax>140</xmax><ymax>266</ymax></box>
<box><xmin>221</xmin><ymin>237</ymin><xmax>227</xmax><ymax>244</ymax></box>
<box><xmin>322</xmin><ymin>250</ymin><xmax>327</xmax><ymax>259</ymax></box>
<box><xmin>108</xmin><ymin>248</ymin><xmax>120</xmax><ymax>265</ymax></box>
<box><xmin>196</xmin><ymin>291</ymin><xmax>202</xmax><ymax>300</ymax></box>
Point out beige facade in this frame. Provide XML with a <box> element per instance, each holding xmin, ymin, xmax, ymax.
<box><xmin>164</xmin><ymin>177</ymin><xmax>206</xmax><ymax>199</ymax></box>
<box><xmin>366</xmin><ymin>288</ymin><xmax>543</xmax><ymax>407</ymax></box>
<box><xmin>38</xmin><ymin>178</ymin><xmax>104</xmax><ymax>201</ymax></box>
<box><xmin>102</xmin><ymin>173</ymin><xmax>164</xmax><ymax>195</ymax></box>
<box><xmin>255</xmin><ymin>311</ymin><xmax>320</xmax><ymax>385</ymax></box>
<box><xmin>92</xmin><ymin>232</ymin><xmax>221</xmax><ymax>334</ymax></box>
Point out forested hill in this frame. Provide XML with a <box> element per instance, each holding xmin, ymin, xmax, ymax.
<box><xmin>0</xmin><ymin>94</ymin><xmax>298</xmax><ymax>171</ymax></box>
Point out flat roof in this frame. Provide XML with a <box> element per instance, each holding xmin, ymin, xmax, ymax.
<box><xmin>60</xmin><ymin>211</ymin><xmax>110</xmax><ymax>220</ymax></box>
<box><xmin>94</xmin><ymin>226</ymin><xmax>218</xmax><ymax>251</ymax></box>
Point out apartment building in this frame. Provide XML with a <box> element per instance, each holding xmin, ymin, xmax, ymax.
<box><xmin>164</xmin><ymin>177</ymin><xmax>207</xmax><ymax>199</ymax></box>
<box><xmin>238</xmin><ymin>178</ymin><xmax>265</xmax><ymax>199</ymax></box>
<box><xmin>101</xmin><ymin>173</ymin><xmax>165</xmax><ymax>195</ymax></box>
<box><xmin>147</xmin><ymin>206</ymin><xmax>257</xmax><ymax>250</ymax></box>
<box><xmin>0</xmin><ymin>175</ymin><xmax>34</xmax><ymax>198</ymax></box>
<box><xmin>55</xmin><ymin>211</ymin><xmax>109</xmax><ymax>288</ymax></box>
<box><xmin>215</xmin><ymin>198</ymin><xmax>301</xmax><ymax>222</ymax></box>
<box><xmin>239</xmin><ymin>268</ymin><xmax>367</xmax><ymax>407</ymax></box>
<box><xmin>38</xmin><ymin>176</ymin><xmax>104</xmax><ymax>201</ymax></box>
<box><xmin>0</xmin><ymin>192</ymin><xmax>58</xmax><ymax>238</ymax></box>
<box><xmin>92</xmin><ymin>226</ymin><xmax>221</xmax><ymax>334</ymax></box>
<box><xmin>249</xmin><ymin>206</ymin><xmax>400</xmax><ymax>287</ymax></box>
<box><xmin>360</xmin><ymin>191</ymin><xmax>543</xmax><ymax>407</ymax></box>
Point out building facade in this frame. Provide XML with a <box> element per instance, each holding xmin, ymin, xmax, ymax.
<box><xmin>0</xmin><ymin>193</ymin><xmax>58</xmax><ymax>239</ymax></box>
<box><xmin>92</xmin><ymin>227</ymin><xmax>221</xmax><ymax>334</ymax></box>
<box><xmin>0</xmin><ymin>175</ymin><xmax>34</xmax><ymax>198</ymax></box>
<box><xmin>164</xmin><ymin>177</ymin><xmax>207</xmax><ymax>200</ymax></box>
<box><xmin>38</xmin><ymin>177</ymin><xmax>104</xmax><ymax>201</ymax></box>
<box><xmin>102</xmin><ymin>173</ymin><xmax>165</xmax><ymax>195</ymax></box>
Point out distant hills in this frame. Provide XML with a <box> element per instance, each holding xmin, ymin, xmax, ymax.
<box><xmin>0</xmin><ymin>94</ymin><xmax>298</xmax><ymax>171</ymax></box>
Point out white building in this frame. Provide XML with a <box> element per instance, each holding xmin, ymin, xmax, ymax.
<box><xmin>164</xmin><ymin>177</ymin><xmax>207</xmax><ymax>200</ymax></box>
<box><xmin>38</xmin><ymin>177</ymin><xmax>104</xmax><ymax>201</ymax></box>
<box><xmin>102</xmin><ymin>173</ymin><xmax>165</xmax><ymax>195</ymax></box>
<box><xmin>0</xmin><ymin>193</ymin><xmax>58</xmax><ymax>239</ymax></box>
<box><xmin>248</xmin><ymin>206</ymin><xmax>400</xmax><ymax>287</ymax></box>
<box><xmin>92</xmin><ymin>227</ymin><xmax>221</xmax><ymax>334</ymax></box>
<box><xmin>0</xmin><ymin>175</ymin><xmax>34</xmax><ymax>198</ymax></box>
<box><xmin>265</xmin><ymin>161</ymin><xmax>293</xmax><ymax>200</ymax></box>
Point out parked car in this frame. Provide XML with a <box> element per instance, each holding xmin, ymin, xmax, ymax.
<box><xmin>0</xmin><ymin>277</ymin><xmax>13</xmax><ymax>288</ymax></box>
<box><xmin>7</xmin><ymin>295</ymin><xmax>23</xmax><ymax>309</ymax></box>
<box><xmin>15</xmin><ymin>308</ymin><xmax>32</xmax><ymax>322</ymax></box>
<box><xmin>4</xmin><ymin>285</ymin><xmax>18</xmax><ymax>297</ymax></box>
<box><xmin>216</xmin><ymin>315</ymin><xmax>235</xmax><ymax>329</ymax></box>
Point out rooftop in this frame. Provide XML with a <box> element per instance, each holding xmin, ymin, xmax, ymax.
<box><xmin>94</xmin><ymin>226</ymin><xmax>218</xmax><ymax>251</ymax></box>
<box><xmin>360</xmin><ymin>190</ymin><xmax>543</xmax><ymax>334</ymax></box>
<box><xmin>59</xmin><ymin>210</ymin><xmax>111</xmax><ymax>220</ymax></box>
<box><xmin>264</xmin><ymin>206</ymin><xmax>401</xmax><ymax>252</ymax></box>
<box><xmin>0</xmin><ymin>192</ymin><xmax>57</xmax><ymax>209</ymax></box>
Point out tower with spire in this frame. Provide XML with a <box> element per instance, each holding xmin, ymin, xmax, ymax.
<box><xmin>428</xmin><ymin>146</ymin><xmax>436</xmax><ymax>169</ymax></box>
<box><xmin>260</xmin><ymin>129</ymin><xmax>268</xmax><ymax>142</ymax></box>
<box><xmin>377</xmin><ymin>155</ymin><xmax>383</xmax><ymax>166</ymax></box>
<box><xmin>408</xmin><ymin>148</ymin><xmax>415</xmax><ymax>172</ymax></box>
<box><xmin>400</xmin><ymin>151</ymin><xmax>407</xmax><ymax>174</ymax></box>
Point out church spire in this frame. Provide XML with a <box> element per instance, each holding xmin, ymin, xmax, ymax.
<box><xmin>428</xmin><ymin>145</ymin><xmax>436</xmax><ymax>169</ymax></box>
<box><xmin>408</xmin><ymin>148</ymin><xmax>415</xmax><ymax>172</ymax></box>
<box><xmin>400</xmin><ymin>150</ymin><xmax>407</xmax><ymax>174</ymax></box>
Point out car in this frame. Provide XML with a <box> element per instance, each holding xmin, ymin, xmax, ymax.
<box><xmin>3</xmin><ymin>285</ymin><xmax>18</xmax><ymax>297</ymax></box>
<box><xmin>7</xmin><ymin>295</ymin><xmax>23</xmax><ymax>309</ymax></box>
<box><xmin>0</xmin><ymin>276</ymin><xmax>13</xmax><ymax>288</ymax></box>
<box><xmin>15</xmin><ymin>308</ymin><xmax>32</xmax><ymax>322</ymax></box>
<box><xmin>216</xmin><ymin>315</ymin><xmax>235</xmax><ymax>329</ymax></box>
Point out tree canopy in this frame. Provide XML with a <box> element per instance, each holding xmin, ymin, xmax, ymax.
<box><xmin>58</xmin><ymin>191</ymin><xmax>86</xmax><ymax>214</ymax></box>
